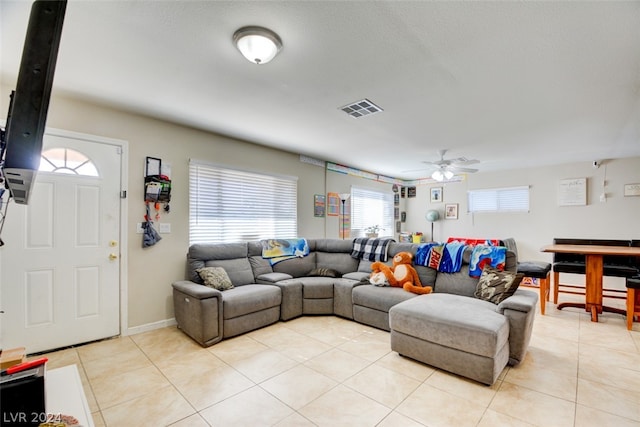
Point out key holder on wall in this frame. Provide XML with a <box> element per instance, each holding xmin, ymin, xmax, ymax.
<box><xmin>144</xmin><ymin>156</ymin><xmax>171</xmax><ymax>206</ymax></box>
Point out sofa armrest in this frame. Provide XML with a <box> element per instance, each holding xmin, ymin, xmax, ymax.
<box><xmin>496</xmin><ymin>289</ymin><xmax>538</xmax><ymax>365</ymax></box>
<box><xmin>263</xmin><ymin>279</ymin><xmax>303</xmax><ymax>321</ymax></box>
<box><xmin>172</xmin><ymin>280</ymin><xmax>223</xmax><ymax>347</ymax></box>
<box><xmin>496</xmin><ymin>288</ymin><xmax>538</xmax><ymax>314</ymax></box>
<box><xmin>256</xmin><ymin>272</ymin><xmax>293</xmax><ymax>284</ymax></box>
<box><xmin>172</xmin><ymin>280</ymin><xmax>221</xmax><ymax>300</ymax></box>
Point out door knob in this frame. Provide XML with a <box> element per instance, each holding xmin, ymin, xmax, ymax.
<box><xmin>109</xmin><ymin>253</ymin><xmax>118</xmax><ymax>260</ymax></box>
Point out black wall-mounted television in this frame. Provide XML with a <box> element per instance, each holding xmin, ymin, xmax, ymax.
<box><xmin>0</xmin><ymin>0</ymin><xmax>67</xmax><ymax>205</ymax></box>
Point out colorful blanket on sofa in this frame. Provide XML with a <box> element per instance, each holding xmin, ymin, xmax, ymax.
<box><xmin>260</xmin><ymin>238</ymin><xmax>310</xmax><ymax>265</ymax></box>
<box><xmin>447</xmin><ymin>237</ymin><xmax>502</xmax><ymax>247</ymax></box>
<box><xmin>415</xmin><ymin>242</ymin><xmax>466</xmax><ymax>273</ymax></box>
<box><xmin>351</xmin><ymin>237</ymin><xmax>394</xmax><ymax>262</ymax></box>
<box><xmin>469</xmin><ymin>245</ymin><xmax>506</xmax><ymax>277</ymax></box>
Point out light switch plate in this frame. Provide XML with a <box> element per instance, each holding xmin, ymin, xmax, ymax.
<box><xmin>136</xmin><ymin>222</ymin><xmax>144</xmax><ymax>234</ymax></box>
<box><xmin>159</xmin><ymin>223</ymin><xmax>171</xmax><ymax>233</ymax></box>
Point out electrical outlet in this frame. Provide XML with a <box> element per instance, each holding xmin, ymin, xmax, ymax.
<box><xmin>159</xmin><ymin>223</ymin><xmax>171</xmax><ymax>233</ymax></box>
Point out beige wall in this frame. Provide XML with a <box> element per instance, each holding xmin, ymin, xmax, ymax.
<box><xmin>1</xmin><ymin>88</ymin><xmax>329</xmax><ymax>330</ymax></box>
<box><xmin>403</xmin><ymin>157</ymin><xmax>640</xmax><ymax>262</ymax></box>
<box><xmin>2</xmin><ymin>88</ymin><xmax>639</xmax><ymax>330</ymax></box>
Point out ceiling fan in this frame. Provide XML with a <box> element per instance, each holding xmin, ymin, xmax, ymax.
<box><xmin>410</xmin><ymin>149</ymin><xmax>480</xmax><ymax>181</ymax></box>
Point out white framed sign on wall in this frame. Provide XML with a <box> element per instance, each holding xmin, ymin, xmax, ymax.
<box><xmin>624</xmin><ymin>183</ymin><xmax>640</xmax><ymax>197</ymax></box>
<box><xmin>558</xmin><ymin>177</ymin><xmax>587</xmax><ymax>206</ymax></box>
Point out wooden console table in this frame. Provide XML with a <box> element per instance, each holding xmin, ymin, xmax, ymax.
<box><xmin>46</xmin><ymin>365</ymin><xmax>94</xmax><ymax>427</ymax></box>
<box><xmin>541</xmin><ymin>244</ymin><xmax>640</xmax><ymax>322</ymax></box>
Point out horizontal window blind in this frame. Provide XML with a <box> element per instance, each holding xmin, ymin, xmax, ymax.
<box><xmin>468</xmin><ymin>186</ymin><xmax>530</xmax><ymax>213</ymax></box>
<box><xmin>351</xmin><ymin>186</ymin><xmax>394</xmax><ymax>238</ymax></box>
<box><xmin>189</xmin><ymin>160</ymin><xmax>298</xmax><ymax>244</ymax></box>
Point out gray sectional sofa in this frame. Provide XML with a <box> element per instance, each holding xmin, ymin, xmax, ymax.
<box><xmin>172</xmin><ymin>238</ymin><xmax>538</xmax><ymax>385</ymax></box>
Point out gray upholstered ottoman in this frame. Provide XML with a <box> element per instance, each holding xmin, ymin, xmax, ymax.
<box><xmin>388</xmin><ymin>293</ymin><xmax>510</xmax><ymax>385</ymax></box>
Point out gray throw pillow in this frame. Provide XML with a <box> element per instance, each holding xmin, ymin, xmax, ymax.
<box><xmin>474</xmin><ymin>266</ymin><xmax>523</xmax><ymax>304</ymax></box>
<box><xmin>196</xmin><ymin>267</ymin><xmax>234</xmax><ymax>291</ymax></box>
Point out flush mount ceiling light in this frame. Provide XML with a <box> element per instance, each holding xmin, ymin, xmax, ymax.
<box><xmin>233</xmin><ymin>26</ymin><xmax>282</xmax><ymax>65</ymax></box>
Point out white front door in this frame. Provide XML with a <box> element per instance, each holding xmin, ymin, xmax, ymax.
<box><xmin>1</xmin><ymin>132</ymin><xmax>123</xmax><ymax>353</ymax></box>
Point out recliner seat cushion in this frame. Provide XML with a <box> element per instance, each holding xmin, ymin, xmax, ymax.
<box><xmin>222</xmin><ymin>284</ymin><xmax>281</xmax><ymax>319</ymax></box>
<box><xmin>352</xmin><ymin>285</ymin><xmax>417</xmax><ymax>313</ymax></box>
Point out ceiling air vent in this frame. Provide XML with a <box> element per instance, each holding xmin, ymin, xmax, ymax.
<box><xmin>340</xmin><ymin>99</ymin><xmax>383</xmax><ymax>118</ymax></box>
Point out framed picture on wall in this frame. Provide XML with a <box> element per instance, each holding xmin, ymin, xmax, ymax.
<box><xmin>430</xmin><ymin>187</ymin><xmax>443</xmax><ymax>203</ymax></box>
<box><xmin>445</xmin><ymin>203</ymin><xmax>458</xmax><ymax>219</ymax></box>
<box><xmin>314</xmin><ymin>194</ymin><xmax>325</xmax><ymax>217</ymax></box>
<box><xmin>327</xmin><ymin>192</ymin><xmax>340</xmax><ymax>216</ymax></box>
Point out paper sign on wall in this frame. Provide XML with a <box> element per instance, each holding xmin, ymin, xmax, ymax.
<box><xmin>558</xmin><ymin>178</ymin><xmax>587</xmax><ymax>206</ymax></box>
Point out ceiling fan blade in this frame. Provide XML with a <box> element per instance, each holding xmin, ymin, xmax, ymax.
<box><xmin>448</xmin><ymin>166</ymin><xmax>478</xmax><ymax>173</ymax></box>
<box><xmin>436</xmin><ymin>149</ymin><xmax>448</xmax><ymax>159</ymax></box>
<box><xmin>423</xmin><ymin>160</ymin><xmax>451</xmax><ymax>167</ymax></box>
<box><xmin>450</xmin><ymin>158</ymin><xmax>479</xmax><ymax>166</ymax></box>
<box><xmin>415</xmin><ymin>150</ymin><xmax>481</xmax><ymax>174</ymax></box>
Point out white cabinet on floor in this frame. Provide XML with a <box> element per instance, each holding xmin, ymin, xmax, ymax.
<box><xmin>46</xmin><ymin>365</ymin><xmax>94</xmax><ymax>427</ymax></box>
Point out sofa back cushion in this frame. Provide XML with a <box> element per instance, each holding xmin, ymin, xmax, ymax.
<box><xmin>312</xmin><ymin>239</ymin><xmax>359</xmax><ymax>275</ymax></box>
<box><xmin>247</xmin><ymin>241</ymin><xmax>274</xmax><ymax>278</ymax></box>
<box><xmin>357</xmin><ymin>242</ymin><xmax>437</xmax><ymax>286</ymax></box>
<box><xmin>188</xmin><ymin>243</ymin><xmax>255</xmax><ymax>286</ymax></box>
<box><xmin>316</xmin><ymin>252</ymin><xmax>359</xmax><ymax>275</ymax></box>
<box><xmin>313</xmin><ymin>239</ymin><xmax>350</xmax><ymax>253</ymax></box>
<box><xmin>434</xmin><ymin>248</ymin><xmax>516</xmax><ymax>297</ymax></box>
<box><xmin>273</xmin><ymin>252</ymin><xmax>317</xmax><ymax>277</ymax></box>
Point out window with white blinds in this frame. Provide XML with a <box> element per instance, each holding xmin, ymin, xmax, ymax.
<box><xmin>467</xmin><ymin>186</ymin><xmax>530</xmax><ymax>213</ymax></box>
<box><xmin>350</xmin><ymin>186</ymin><xmax>394</xmax><ymax>238</ymax></box>
<box><xmin>189</xmin><ymin>160</ymin><xmax>298</xmax><ymax>244</ymax></box>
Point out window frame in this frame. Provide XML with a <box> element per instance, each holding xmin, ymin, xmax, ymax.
<box><xmin>349</xmin><ymin>186</ymin><xmax>395</xmax><ymax>238</ymax></box>
<box><xmin>467</xmin><ymin>185</ymin><xmax>530</xmax><ymax>213</ymax></box>
<box><xmin>189</xmin><ymin>159</ymin><xmax>298</xmax><ymax>244</ymax></box>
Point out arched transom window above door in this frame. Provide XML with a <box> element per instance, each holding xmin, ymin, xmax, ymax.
<box><xmin>39</xmin><ymin>148</ymin><xmax>99</xmax><ymax>177</ymax></box>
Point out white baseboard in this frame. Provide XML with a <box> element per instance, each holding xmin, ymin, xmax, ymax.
<box><xmin>124</xmin><ymin>318</ymin><xmax>177</xmax><ymax>337</ymax></box>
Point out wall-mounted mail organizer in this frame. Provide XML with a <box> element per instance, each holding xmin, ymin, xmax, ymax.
<box><xmin>145</xmin><ymin>156</ymin><xmax>171</xmax><ymax>204</ymax></box>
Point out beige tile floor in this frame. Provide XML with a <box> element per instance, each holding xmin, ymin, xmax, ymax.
<box><xmin>36</xmin><ymin>292</ymin><xmax>640</xmax><ymax>427</ymax></box>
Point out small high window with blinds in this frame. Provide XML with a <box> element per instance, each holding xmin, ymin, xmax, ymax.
<box><xmin>467</xmin><ymin>186</ymin><xmax>530</xmax><ymax>213</ymax></box>
<box><xmin>189</xmin><ymin>159</ymin><xmax>298</xmax><ymax>244</ymax></box>
<box><xmin>350</xmin><ymin>186</ymin><xmax>395</xmax><ymax>238</ymax></box>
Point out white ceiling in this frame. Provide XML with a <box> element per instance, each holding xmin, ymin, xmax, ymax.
<box><xmin>2</xmin><ymin>0</ymin><xmax>639</xmax><ymax>179</ymax></box>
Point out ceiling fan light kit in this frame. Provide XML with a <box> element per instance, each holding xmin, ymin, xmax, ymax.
<box><xmin>419</xmin><ymin>149</ymin><xmax>480</xmax><ymax>181</ymax></box>
<box><xmin>431</xmin><ymin>170</ymin><xmax>454</xmax><ymax>181</ymax></box>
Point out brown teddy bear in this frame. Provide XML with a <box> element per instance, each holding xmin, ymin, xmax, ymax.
<box><xmin>371</xmin><ymin>251</ymin><xmax>432</xmax><ymax>294</ymax></box>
